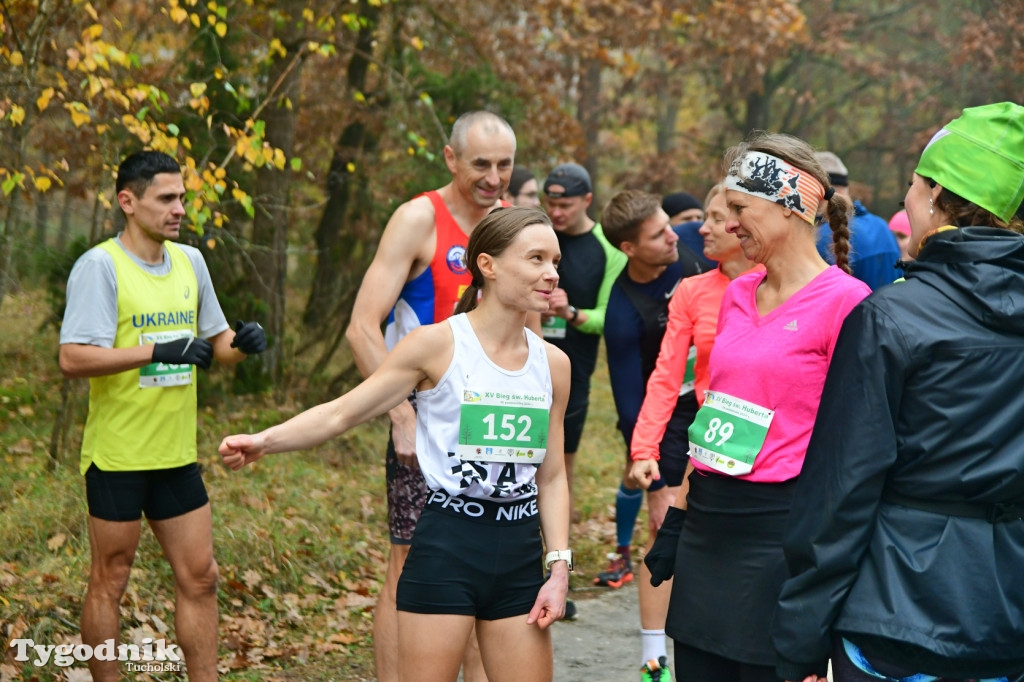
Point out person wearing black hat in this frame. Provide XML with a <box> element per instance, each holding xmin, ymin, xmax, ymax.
<box><xmin>813</xmin><ymin>151</ymin><xmax>901</xmax><ymax>290</ymax></box>
<box><xmin>541</xmin><ymin>162</ymin><xmax>626</xmax><ymax>524</ymax></box>
<box><xmin>662</xmin><ymin>192</ymin><xmax>704</xmax><ymax>225</ymax></box>
<box><xmin>504</xmin><ymin>166</ymin><xmax>541</xmax><ymax>208</ymax></box>
<box><xmin>665</xmin><ymin>191</ymin><xmax>718</xmax><ymax>271</ymax></box>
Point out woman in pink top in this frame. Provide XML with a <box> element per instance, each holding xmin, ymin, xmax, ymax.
<box><xmin>641</xmin><ymin>133</ymin><xmax>871</xmax><ymax>682</ymax></box>
<box><xmin>629</xmin><ymin>184</ymin><xmax>759</xmax><ymax>472</ymax></box>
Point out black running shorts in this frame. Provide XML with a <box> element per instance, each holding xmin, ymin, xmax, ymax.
<box><xmin>85</xmin><ymin>462</ymin><xmax>209</xmax><ymax>522</ymax></box>
<box><xmin>397</xmin><ymin>492</ymin><xmax>545</xmax><ymax>620</ymax></box>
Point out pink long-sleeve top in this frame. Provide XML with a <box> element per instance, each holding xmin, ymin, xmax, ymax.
<box><xmin>693</xmin><ymin>265</ymin><xmax>870</xmax><ymax>482</ymax></box>
<box><xmin>630</xmin><ymin>264</ymin><xmax>763</xmax><ymax>461</ymax></box>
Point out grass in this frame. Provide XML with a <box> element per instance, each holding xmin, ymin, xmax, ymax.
<box><xmin>0</xmin><ymin>288</ymin><xmax>638</xmax><ymax>680</ymax></box>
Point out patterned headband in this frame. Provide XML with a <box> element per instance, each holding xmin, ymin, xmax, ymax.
<box><xmin>724</xmin><ymin>151</ymin><xmax>826</xmax><ymax>225</ymax></box>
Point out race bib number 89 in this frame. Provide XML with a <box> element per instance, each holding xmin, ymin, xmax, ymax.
<box><xmin>458</xmin><ymin>389</ymin><xmax>549</xmax><ymax>463</ymax></box>
<box><xmin>687</xmin><ymin>391</ymin><xmax>774</xmax><ymax>476</ymax></box>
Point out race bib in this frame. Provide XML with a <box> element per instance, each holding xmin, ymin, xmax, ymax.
<box><xmin>138</xmin><ymin>330</ymin><xmax>194</xmax><ymax>388</ymax></box>
<box><xmin>687</xmin><ymin>391</ymin><xmax>774</xmax><ymax>476</ymax></box>
<box><xmin>541</xmin><ymin>316</ymin><xmax>566</xmax><ymax>340</ymax></box>
<box><xmin>458</xmin><ymin>388</ymin><xmax>549</xmax><ymax>463</ymax></box>
<box><xmin>679</xmin><ymin>346</ymin><xmax>697</xmax><ymax>395</ymax></box>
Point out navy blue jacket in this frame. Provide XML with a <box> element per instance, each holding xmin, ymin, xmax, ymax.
<box><xmin>817</xmin><ymin>200</ymin><xmax>901</xmax><ymax>290</ymax></box>
<box><xmin>772</xmin><ymin>227</ymin><xmax>1024</xmax><ymax>680</ymax></box>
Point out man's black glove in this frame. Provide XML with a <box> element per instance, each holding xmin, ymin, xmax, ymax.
<box><xmin>230</xmin><ymin>320</ymin><xmax>267</xmax><ymax>354</ymax></box>
<box><xmin>645</xmin><ymin>506</ymin><xmax>686</xmax><ymax>587</ymax></box>
<box><xmin>152</xmin><ymin>336</ymin><xmax>213</xmax><ymax>369</ymax></box>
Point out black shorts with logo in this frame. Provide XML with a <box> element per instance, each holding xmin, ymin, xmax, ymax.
<box><xmin>396</xmin><ymin>490</ymin><xmax>545</xmax><ymax>620</ymax></box>
<box><xmin>85</xmin><ymin>462</ymin><xmax>208</xmax><ymax>522</ymax></box>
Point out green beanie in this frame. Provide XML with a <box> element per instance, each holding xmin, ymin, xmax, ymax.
<box><xmin>915</xmin><ymin>102</ymin><xmax>1024</xmax><ymax>223</ymax></box>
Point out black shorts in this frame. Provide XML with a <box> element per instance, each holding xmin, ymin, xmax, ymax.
<box><xmin>385</xmin><ymin>433</ymin><xmax>430</xmax><ymax>545</ymax></box>
<box><xmin>85</xmin><ymin>462</ymin><xmax>208</xmax><ymax>522</ymax></box>
<box><xmin>396</xmin><ymin>491</ymin><xmax>544</xmax><ymax>620</ymax></box>
<box><xmin>659</xmin><ymin>391</ymin><xmax>697</xmax><ymax>487</ymax></box>
<box><xmin>673</xmin><ymin>641</ymin><xmax>783</xmax><ymax>682</ymax></box>
<box><xmin>563</xmin><ymin>399</ymin><xmax>589</xmax><ymax>454</ymax></box>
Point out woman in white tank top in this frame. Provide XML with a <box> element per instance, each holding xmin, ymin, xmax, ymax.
<box><xmin>219</xmin><ymin>207</ymin><xmax>572</xmax><ymax>682</ymax></box>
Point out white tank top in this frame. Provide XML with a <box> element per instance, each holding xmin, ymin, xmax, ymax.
<box><xmin>415</xmin><ymin>313</ymin><xmax>553</xmax><ymax>502</ymax></box>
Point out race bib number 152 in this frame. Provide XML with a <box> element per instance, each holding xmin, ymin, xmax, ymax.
<box><xmin>458</xmin><ymin>389</ymin><xmax>549</xmax><ymax>463</ymax></box>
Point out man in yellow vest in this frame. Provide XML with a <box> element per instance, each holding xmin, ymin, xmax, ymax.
<box><xmin>59</xmin><ymin>151</ymin><xmax>267</xmax><ymax>681</ymax></box>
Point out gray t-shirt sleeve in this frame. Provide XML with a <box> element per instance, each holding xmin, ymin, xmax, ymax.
<box><xmin>60</xmin><ymin>247</ymin><xmax>119</xmax><ymax>348</ymax></box>
<box><xmin>59</xmin><ymin>240</ymin><xmax>230</xmax><ymax>347</ymax></box>
<box><xmin>180</xmin><ymin>245</ymin><xmax>230</xmax><ymax>340</ymax></box>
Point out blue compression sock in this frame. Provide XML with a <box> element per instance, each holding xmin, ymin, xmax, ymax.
<box><xmin>616</xmin><ymin>483</ymin><xmax>644</xmax><ymax>550</ymax></box>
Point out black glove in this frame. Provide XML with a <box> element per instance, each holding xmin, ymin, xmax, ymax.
<box><xmin>152</xmin><ymin>336</ymin><xmax>213</xmax><ymax>369</ymax></box>
<box><xmin>230</xmin><ymin>320</ymin><xmax>267</xmax><ymax>354</ymax></box>
<box><xmin>645</xmin><ymin>506</ymin><xmax>686</xmax><ymax>587</ymax></box>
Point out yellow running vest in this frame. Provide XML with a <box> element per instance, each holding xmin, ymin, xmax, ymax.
<box><xmin>80</xmin><ymin>239</ymin><xmax>200</xmax><ymax>474</ymax></box>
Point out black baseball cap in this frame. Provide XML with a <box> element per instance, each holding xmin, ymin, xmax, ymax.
<box><xmin>543</xmin><ymin>163</ymin><xmax>592</xmax><ymax>198</ymax></box>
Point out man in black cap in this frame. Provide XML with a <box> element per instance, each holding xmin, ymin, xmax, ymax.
<box><xmin>663</xmin><ymin>191</ymin><xmax>715</xmax><ymax>271</ymax></box>
<box><xmin>662</xmin><ymin>192</ymin><xmax>704</xmax><ymax>226</ymax></box>
<box><xmin>541</xmin><ymin>163</ymin><xmax>626</xmax><ymax>524</ymax></box>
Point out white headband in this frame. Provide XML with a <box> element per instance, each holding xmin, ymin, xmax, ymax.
<box><xmin>724</xmin><ymin>151</ymin><xmax>826</xmax><ymax>225</ymax></box>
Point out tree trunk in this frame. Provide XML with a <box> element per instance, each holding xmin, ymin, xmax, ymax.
<box><xmin>303</xmin><ymin>0</ymin><xmax>383</xmax><ymax>329</ymax></box>
<box><xmin>57</xmin><ymin>184</ymin><xmax>72</xmax><ymax>253</ymax></box>
<box><xmin>35</xmin><ymin>194</ymin><xmax>48</xmax><ymax>251</ymax></box>
<box><xmin>577</xmin><ymin>58</ymin><xmax>602</xmax><ymax>216</ymax></box>
<box><xmin>655</xmin><ymin>69</ymin><xmax>679</xmax><ymax>157</ymax></box>
<box><xmin>0</xmin><ymin>190</ymin><xmax>22</xmax><ymax>317</ymax></box>
<box><xmin>237</xmin><ymin>0</ymin><xmax>306</xmax><ymax>392</ymax></box>
<box><xmin>744</xmin><ymin>89</ymin><xmax>770</xmax><ymax>136</ymax></box>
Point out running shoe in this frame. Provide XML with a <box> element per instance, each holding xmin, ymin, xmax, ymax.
<box><xmin>562</xmin><ymin>598</ymin><xmax>578</xmax><ymax>621</ymax></box>
<box><xmin>640</xmin><ymin>655</ymin><xmax>671</xmax><ymax>682</ymax></box>
<box><xmin>594</xmin><ymin>552</ymin><xmax>634</xmax><ymax>588</ymax></box>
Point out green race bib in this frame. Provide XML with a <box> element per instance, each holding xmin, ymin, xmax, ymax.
<box><xmin>541</xmin><ymin>316</ymin><xmax>566</xmax><ymax>340</ymax></box>
<box><xmin>687</xmin><ymin>391</ymin><xmax>774</xmax><ymax>476</ymax></box>
<box><xmin>680</xmin><ymin>346</ymin><xmax>697</xmax><ymax>395</ymax></box>
<box><xmin>458</xmin><ymin>388</ymin><xmax>549</xmax><ymax>463</ymax></box>
<box><xmin>139</xmin><ymin>330</ymin><xmax>194</xmax><ymax>388</ymax></box>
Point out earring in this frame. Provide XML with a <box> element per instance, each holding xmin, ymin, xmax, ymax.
<box><xmin>929</xmin><ymin>198</ymin><xmax>934</xmax><ymax>216</ymax></box>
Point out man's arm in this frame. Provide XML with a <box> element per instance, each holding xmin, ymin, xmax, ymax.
<box><xmin>576</xmin><ymin>225</ymin><xmax>627</xmax><ymax>335</ymax></box>
<box><xmin>345</xmin><ymin>197</ymin><xmax>435</xmax><ymax>466</ymax></box>
<box><xmin>59</xmin><ymin>343</ymin><xmax>156</xmax><ymax>379</ymax></box>
<box><xmin>209</xmin><ymin>329</ymin><xmax>246</xmax><ymax>365</ymax></box>
<box><xmin>603</xmin><ymin>287</ymin><xmax>645</xmax><ymax>444</ymax></box>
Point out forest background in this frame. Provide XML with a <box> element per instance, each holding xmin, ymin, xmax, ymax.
<box><xmin>1</xmin><ymin>0</ymin><xmax>1022</xmax><ymax>679</ymax></box>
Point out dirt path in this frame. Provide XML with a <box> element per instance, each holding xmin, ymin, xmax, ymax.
<box><xmin>551</xmin><ymin>583</ymin><xmax>645</xmax><ymax>681</ymax></box>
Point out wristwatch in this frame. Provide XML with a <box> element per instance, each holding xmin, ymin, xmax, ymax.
<box><xmin>545</xmin><ymin>549</ymin><xmax>574</xmax><ymax>571</ymax></box>
<box><xmin>567</xmin><ymin>306</ymin><xmax>580</xmax><ymax>323</ymax></box>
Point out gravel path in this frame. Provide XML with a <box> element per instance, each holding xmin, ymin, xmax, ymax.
<box><xmin>552</xmin><ymin>583</ymin><xmax>645</xmax><ymax>681</ymax></box>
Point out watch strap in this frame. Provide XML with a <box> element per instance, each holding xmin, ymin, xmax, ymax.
<box><xmin>545</xmin><ymin>549</ymin><xmax>573</xmax><ymax>571</ymax></box>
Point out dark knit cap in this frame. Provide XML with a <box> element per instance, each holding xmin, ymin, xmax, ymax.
<box><xmin>662</xmin><ymin>192</ymin><xmax>702</xmax><ymax>217</ymax></box>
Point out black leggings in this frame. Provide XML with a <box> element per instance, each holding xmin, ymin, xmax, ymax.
<box><xmin>673</xmin><ymin>641</ymin><xmax>784</xmax><ymax>682</ymax></box>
